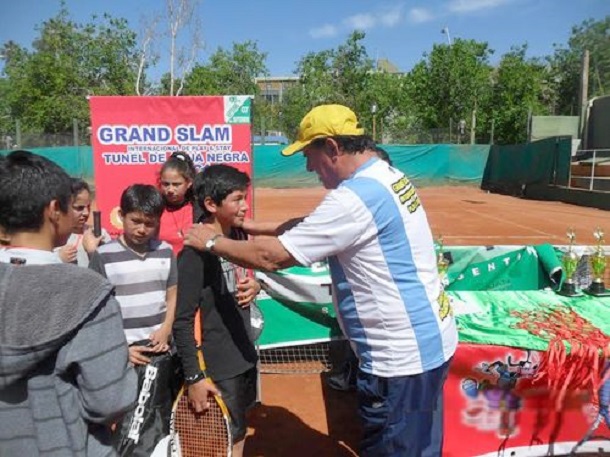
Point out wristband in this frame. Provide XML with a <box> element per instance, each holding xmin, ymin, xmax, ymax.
<box><xmin>184</xmin><ymin>371</ymin><xmax>206</xmax><ymax>385</ymax></box>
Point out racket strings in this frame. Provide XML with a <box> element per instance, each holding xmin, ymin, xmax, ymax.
<box><xmin>174</xmin><ymin>394</ymin><xmax>231</xmax><ymax>457</ymax></box>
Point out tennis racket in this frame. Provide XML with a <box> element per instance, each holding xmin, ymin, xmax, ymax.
<box><xmin>233</xmin><ymin>265</ymin><xmax>265</xmax><ymax>341</ymax></box>
<box><xmin>169</xmin><ymin>353</ymin><xmax>232</xmax><ymax>457</ymax></box>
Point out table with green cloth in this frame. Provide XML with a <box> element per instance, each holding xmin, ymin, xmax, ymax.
<box><xmin>254</xmin><ymin>245</ymin><xmax>610</xmax><ymax>455</ymax></box>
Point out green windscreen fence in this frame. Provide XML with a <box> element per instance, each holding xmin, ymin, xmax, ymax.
<box><xmin>254</xmin><ymin>144</ymin><xmax>490</xmax><ymax>187</ymax></box>
<box><xmin>0</xmin><ymin>146</ymin><xmax>94</xmax><ymax>180</ymax></box>
<box><xmin>2</xmin><ymin>144</ymin><xmax>490</xmax><ymax>188</ymax></box>
<box><xmin>481</xmin><ymin>136</ymin><xmax>571</xmax><ymax>196</ymax></box>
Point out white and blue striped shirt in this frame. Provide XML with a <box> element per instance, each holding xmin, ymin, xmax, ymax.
<box><xmin>279</xmin><ymin>158</ymin><xmax>457</xmax><ymax>377</ymax></box>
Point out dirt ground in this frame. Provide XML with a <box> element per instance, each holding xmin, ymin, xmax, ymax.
<box><xmin>248</xmin><ymin>186</ymin><xmax>610</xmax><ymax>457</ymax></box>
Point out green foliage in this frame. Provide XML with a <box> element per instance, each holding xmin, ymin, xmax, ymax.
<box><xmin>549</xmin><ymin>16</ymin><xmax>610</xmax><ymax>115</ymax></box>
<box><xmin>490</xmin><ymin>45</ymin><xmax>551</xmax><ymax>144</ymax></box>
<box><xmin>182</xmin><ymin>41</ymin><xmax>268</xmax><ymax>96</ymax></box>
<box><xmin>407</xmin><ymin>39</ymin><xmax>493</xmax><ymax>139</ymax></box>
<box><xmin>1</xmin><ymin>5</ymin><xmax>139</xmax><ymax>135</ymax></box>
<box><xmin>279</xmin><ymin>31</ymin><xmax>375</xmax><ymax>140</ymax></box>
<box><xmin>0</xmin><ymin>7</ymin><xmax>606</xmax><ymax>145</ymax></box>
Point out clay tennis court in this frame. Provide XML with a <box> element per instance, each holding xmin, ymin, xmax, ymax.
<box><xmin>247</xmin><ymin>185</ymin><xmax>610</xmax><ymax>456</ymax></box>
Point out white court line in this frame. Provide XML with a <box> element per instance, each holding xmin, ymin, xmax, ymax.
<box><xmin>465</xmin><ymin>209</ymin><xmax>559</xmax><ymax>237</ymax></box>
<box><xmin>442</xmin><ymin>235</ymin><xmax>551</xmax><ymax>239</ymax></box>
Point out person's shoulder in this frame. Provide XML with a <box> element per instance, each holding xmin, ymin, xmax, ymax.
<box><xmin>96</xmin><ymin>239</ymin><xmax>122</xmax><ymax>254</ymax></box>
<box><xmin>9</xmin><ymin>262</ymin><xmax>112</xmax><ymax>291</ymax></box>
<box><xmin>150</xmin><ymin>239</ymin><xmax>175</xmax><ymax>255</ymax></box>
<box><xmin>177</xmin><ymin>245</ymin><xmax>199</xmax><ymax>262</ymax></box>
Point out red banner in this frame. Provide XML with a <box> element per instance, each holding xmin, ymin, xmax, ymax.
<box><xmin>444</xmin><ymin>343</ymin><xmax>610</xmax><ymax>456</ymax></box>
<box><xmin>89</xmin><ymin>96</ymin><xmax>252</xmax><ymax>235</ymax></box>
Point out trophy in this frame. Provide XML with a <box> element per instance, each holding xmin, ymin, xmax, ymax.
<box><xmin>436</xmin><ymin>236</ymin><xmax>450</xmax><ymax>287</ymax></box>
<box><xmin>585</xmin><ymin>227</ymin><xmax>608</xmax><ymax>296</ymax></box>
<box><xmin>557</xmin><ymin>228</ymin><xmax>582</xmax><ymax>297</ymax></box>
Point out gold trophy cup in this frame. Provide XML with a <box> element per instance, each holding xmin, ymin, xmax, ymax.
<box><xmin>585</xmin><ymin>228</ymin><xmax>608</xmax><ymax>296</ymax></box>
<box><xmin>436</xmin><ymin>236</ymin><xmax>450</xmax><ymax>285</ymax></box>
<box><xmin>557</xmin><ymin>228</ymin><xmax>582</xmax><ymax>297</ymax></box>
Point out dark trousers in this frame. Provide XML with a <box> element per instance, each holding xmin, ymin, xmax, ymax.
<box><xmin>358</xmin><ymin>359</ymin><xmax>451</xmax><ymax>457</ymax></box>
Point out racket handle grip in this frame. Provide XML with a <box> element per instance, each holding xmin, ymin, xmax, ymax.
<box><xmin>93</xmin><ymin>211</ymin><xmax>102</xmax><ymax>237</ymax></box>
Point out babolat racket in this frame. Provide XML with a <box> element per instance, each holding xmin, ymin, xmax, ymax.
<box><xmin>169</xmin><ymin>352</ymin><xmax>232</xmax><ymax>457</ymax></box>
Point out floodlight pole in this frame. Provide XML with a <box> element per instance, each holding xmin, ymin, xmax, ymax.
<box><xmin>442</xmin><ymin>27</ymin><xmax>452</xmax><ymax>47</ymax></box>
<box><xmin>371</xmin><ymin>103</ymin><xmax>378</xmax><ymax>141</ymax></box>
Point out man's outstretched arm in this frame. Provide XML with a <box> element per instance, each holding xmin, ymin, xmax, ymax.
<box><xmin>184</xmin><ymin>223</ymin><xmax>299</xmax><ymax>272</ymax></box>
<box><xmin>241</xmin><ymin>217</ymin><xmax>304</xmax><ymax>237</ymax></box>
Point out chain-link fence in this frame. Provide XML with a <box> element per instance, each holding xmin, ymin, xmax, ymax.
<box><xmin>1</xmin><ymin>119</ymin><xmax>90</xmax><ymax>150</ymax></box>
<box><xmin>384</xmin><ymin>125</ymin><xmax>491</xmax><ymax>145</ymax></box>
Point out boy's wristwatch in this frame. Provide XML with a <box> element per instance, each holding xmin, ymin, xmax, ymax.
<box><xmin>204</xmin><ymin>234</ymin><xmax>223</xmax><ymax>252</ymax></box>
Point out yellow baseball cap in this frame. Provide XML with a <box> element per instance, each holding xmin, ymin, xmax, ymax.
<box><xmin>281</xmin><ymin>104</ymin><xmax>365</xmax><ymax>156</ymax></box>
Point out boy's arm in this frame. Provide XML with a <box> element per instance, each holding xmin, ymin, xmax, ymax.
<box><xmin>88</xmin><ymin>251</ymin><xmax>107</xmax><ymax>278</ymax></box>
<box><xmin>148</xmin><ymin>285</ymin><xmax>176</xmax><ymax>348</ymax></box>
<box><xmin>164</xmin><ymin>285</ymin><xmax>177</xmax><ymax>334</ymax></box>
<box><xmin>61</xmin><ymin>295</ymin><xmax>137</xmax><ymax>423</ymax></box>
<box><xmin>149</xmin><ymin>253</ymin><xmax>178</xmax><ymax>347</ymax></box>
<box><xmin>174</xmin><ymin>247</ymin><xmax>205</xmax><ymax>379</ymax></box>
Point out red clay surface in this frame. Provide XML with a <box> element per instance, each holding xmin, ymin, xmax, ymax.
<box><xmin>247</xmin><ymin>186</ymin><xmax>610</xmax><ymax>456</ymax></box>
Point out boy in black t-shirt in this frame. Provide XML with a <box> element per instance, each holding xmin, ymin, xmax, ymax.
<box><xmin>173</xmin><ymin>164</ymin><xmax>260</xmax><ymax>457</ymax></box>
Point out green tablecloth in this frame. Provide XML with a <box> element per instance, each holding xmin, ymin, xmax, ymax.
<box><xmin>454</xmin><ymin>290</ymin><xmax>610</xmax><ymax>350</ymax></box>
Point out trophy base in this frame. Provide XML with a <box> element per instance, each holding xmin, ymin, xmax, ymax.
<box><xmin>584</xmin><ymin>281</ymin><xmax>610</xmax><ymax>297</ymax></box>
<box><xmin>556</xmin><ymin>282</ymin><xmax>583</xmax><ymax>297</ymax></box>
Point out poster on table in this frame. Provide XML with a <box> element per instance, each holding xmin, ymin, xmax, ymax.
<box><xmin>444</xmin><ymin>344</ymin><xmax>610</xmax><ymax>456</ymax></box>
<box><xmin>89</xmin><ymin>95</ymin><xmax>252</xmax><ymax>236</ymax></box>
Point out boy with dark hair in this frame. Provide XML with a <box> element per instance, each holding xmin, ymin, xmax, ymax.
<box><xmin>173</xmin><ymin>164</ymin><xmax>260</xmax><ymax>457</ymax></box>
<box><xmin>0</xmin><ymin>150</ymin><xmax>137</xmax><ymax>455</ymax></box>
<box><xmin>0</xmin><ymin>150</ymin><xmax>73</xmax><ymax>262</ymax></box>
<box><xmin>89</xmin><ymin>184</ymin><xmax>177</xmax><ymax>363</ymax></box>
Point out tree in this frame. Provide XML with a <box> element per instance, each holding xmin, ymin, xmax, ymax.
<box><xmin>407</xmin><ymin>39</ymin><xmax>494</xmax><ymax>142</ymax></box>
<box><xmin>280</xmin><ymin>31</ymin><xmax>375</xmax><ymax>140</ymax></box>
<box><xmin>1</xmin><ymin>5</ymin><xmax>140</xmax><ymax>137</ymax></box>
<box><xmin>179</xmin><ymin>41</ymin><xmax>269</xmax><ymax>133</ymax></box>
<box><xmin>549</xmin><ymin>16</ymin><xmax>610</xmax><ymax>115</ymax></box>
<box><xmin>165</xmin><ymin>0</ymin><xmax>203</xmax><ymax>96</ymax></box>
<box><xmin>352</xmin><ymin>70</ymin><xmax>415</xmax><ymax>143</ymax></box>
<box><xmin>490</xmin><ymin>45</ymin><xmax>551</xmax><ymax>144</ymax></box>
<box><xmin>182</xmin><ymin>41</ymin><xmax>268</xmax><ymax>96</ymax></box>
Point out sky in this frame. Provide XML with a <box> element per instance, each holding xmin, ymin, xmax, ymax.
<box><xmin>1</xmin><ymin>0</ymin><xmax>608</xmax><ymax>82</ymax></box>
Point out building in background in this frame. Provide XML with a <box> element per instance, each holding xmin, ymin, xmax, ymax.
<box><xmin>255</xmin><ymin>76</ymin><xmax>299</xmax><ymax>105</ymax></box>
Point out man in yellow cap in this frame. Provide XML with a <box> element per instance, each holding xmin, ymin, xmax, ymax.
<box><xmin>184</xmin><ymin>104</ymin><xmax>457</xmax><ymax>456</ymax></box>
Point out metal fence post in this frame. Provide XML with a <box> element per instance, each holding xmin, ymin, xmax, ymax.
<box><xmin>589</xmin><ymin>150</ymin><xmax>596</xmax><ymax>191</ymax></box>
<box><xmin>15</xmin><ymin>119</ymin><xmax>21</xmax><ymax>148</ymax></box>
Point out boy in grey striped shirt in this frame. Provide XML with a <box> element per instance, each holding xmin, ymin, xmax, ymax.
<box><xmin>89</xmin><ymin>184</ymin><xmax>177</xmax><ymax>365</ymax></box>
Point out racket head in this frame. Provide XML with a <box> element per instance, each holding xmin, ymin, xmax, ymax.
<box><xmin>169</xmin><ymin>386</ymin><xmax>233</xmax><ymax>457</ymax></box>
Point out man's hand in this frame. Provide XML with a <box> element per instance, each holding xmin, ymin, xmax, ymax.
<box><xmin>188</xmin><ymin>379</ymin><xmax>221</xmax><ymax>413</ymax></box>
<box><xmin>184</xmin><ymin>223</ymin><xmax>220</xmax><ymax>251</ymax></box>
<box><xmin>235</xmin><ymin>277</ymin><xmax>261</xmax><ymax>308</ymax></box>
<box><xmin>58</xmin><ymin>244</ymin><xmax>78</xmax><ymax>263</ymax></box>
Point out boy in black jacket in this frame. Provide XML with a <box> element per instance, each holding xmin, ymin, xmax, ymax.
<box><xmin>173</xmin><ymin>164</ymin><xmax>260</xmax><ymax>457</ymax></box>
